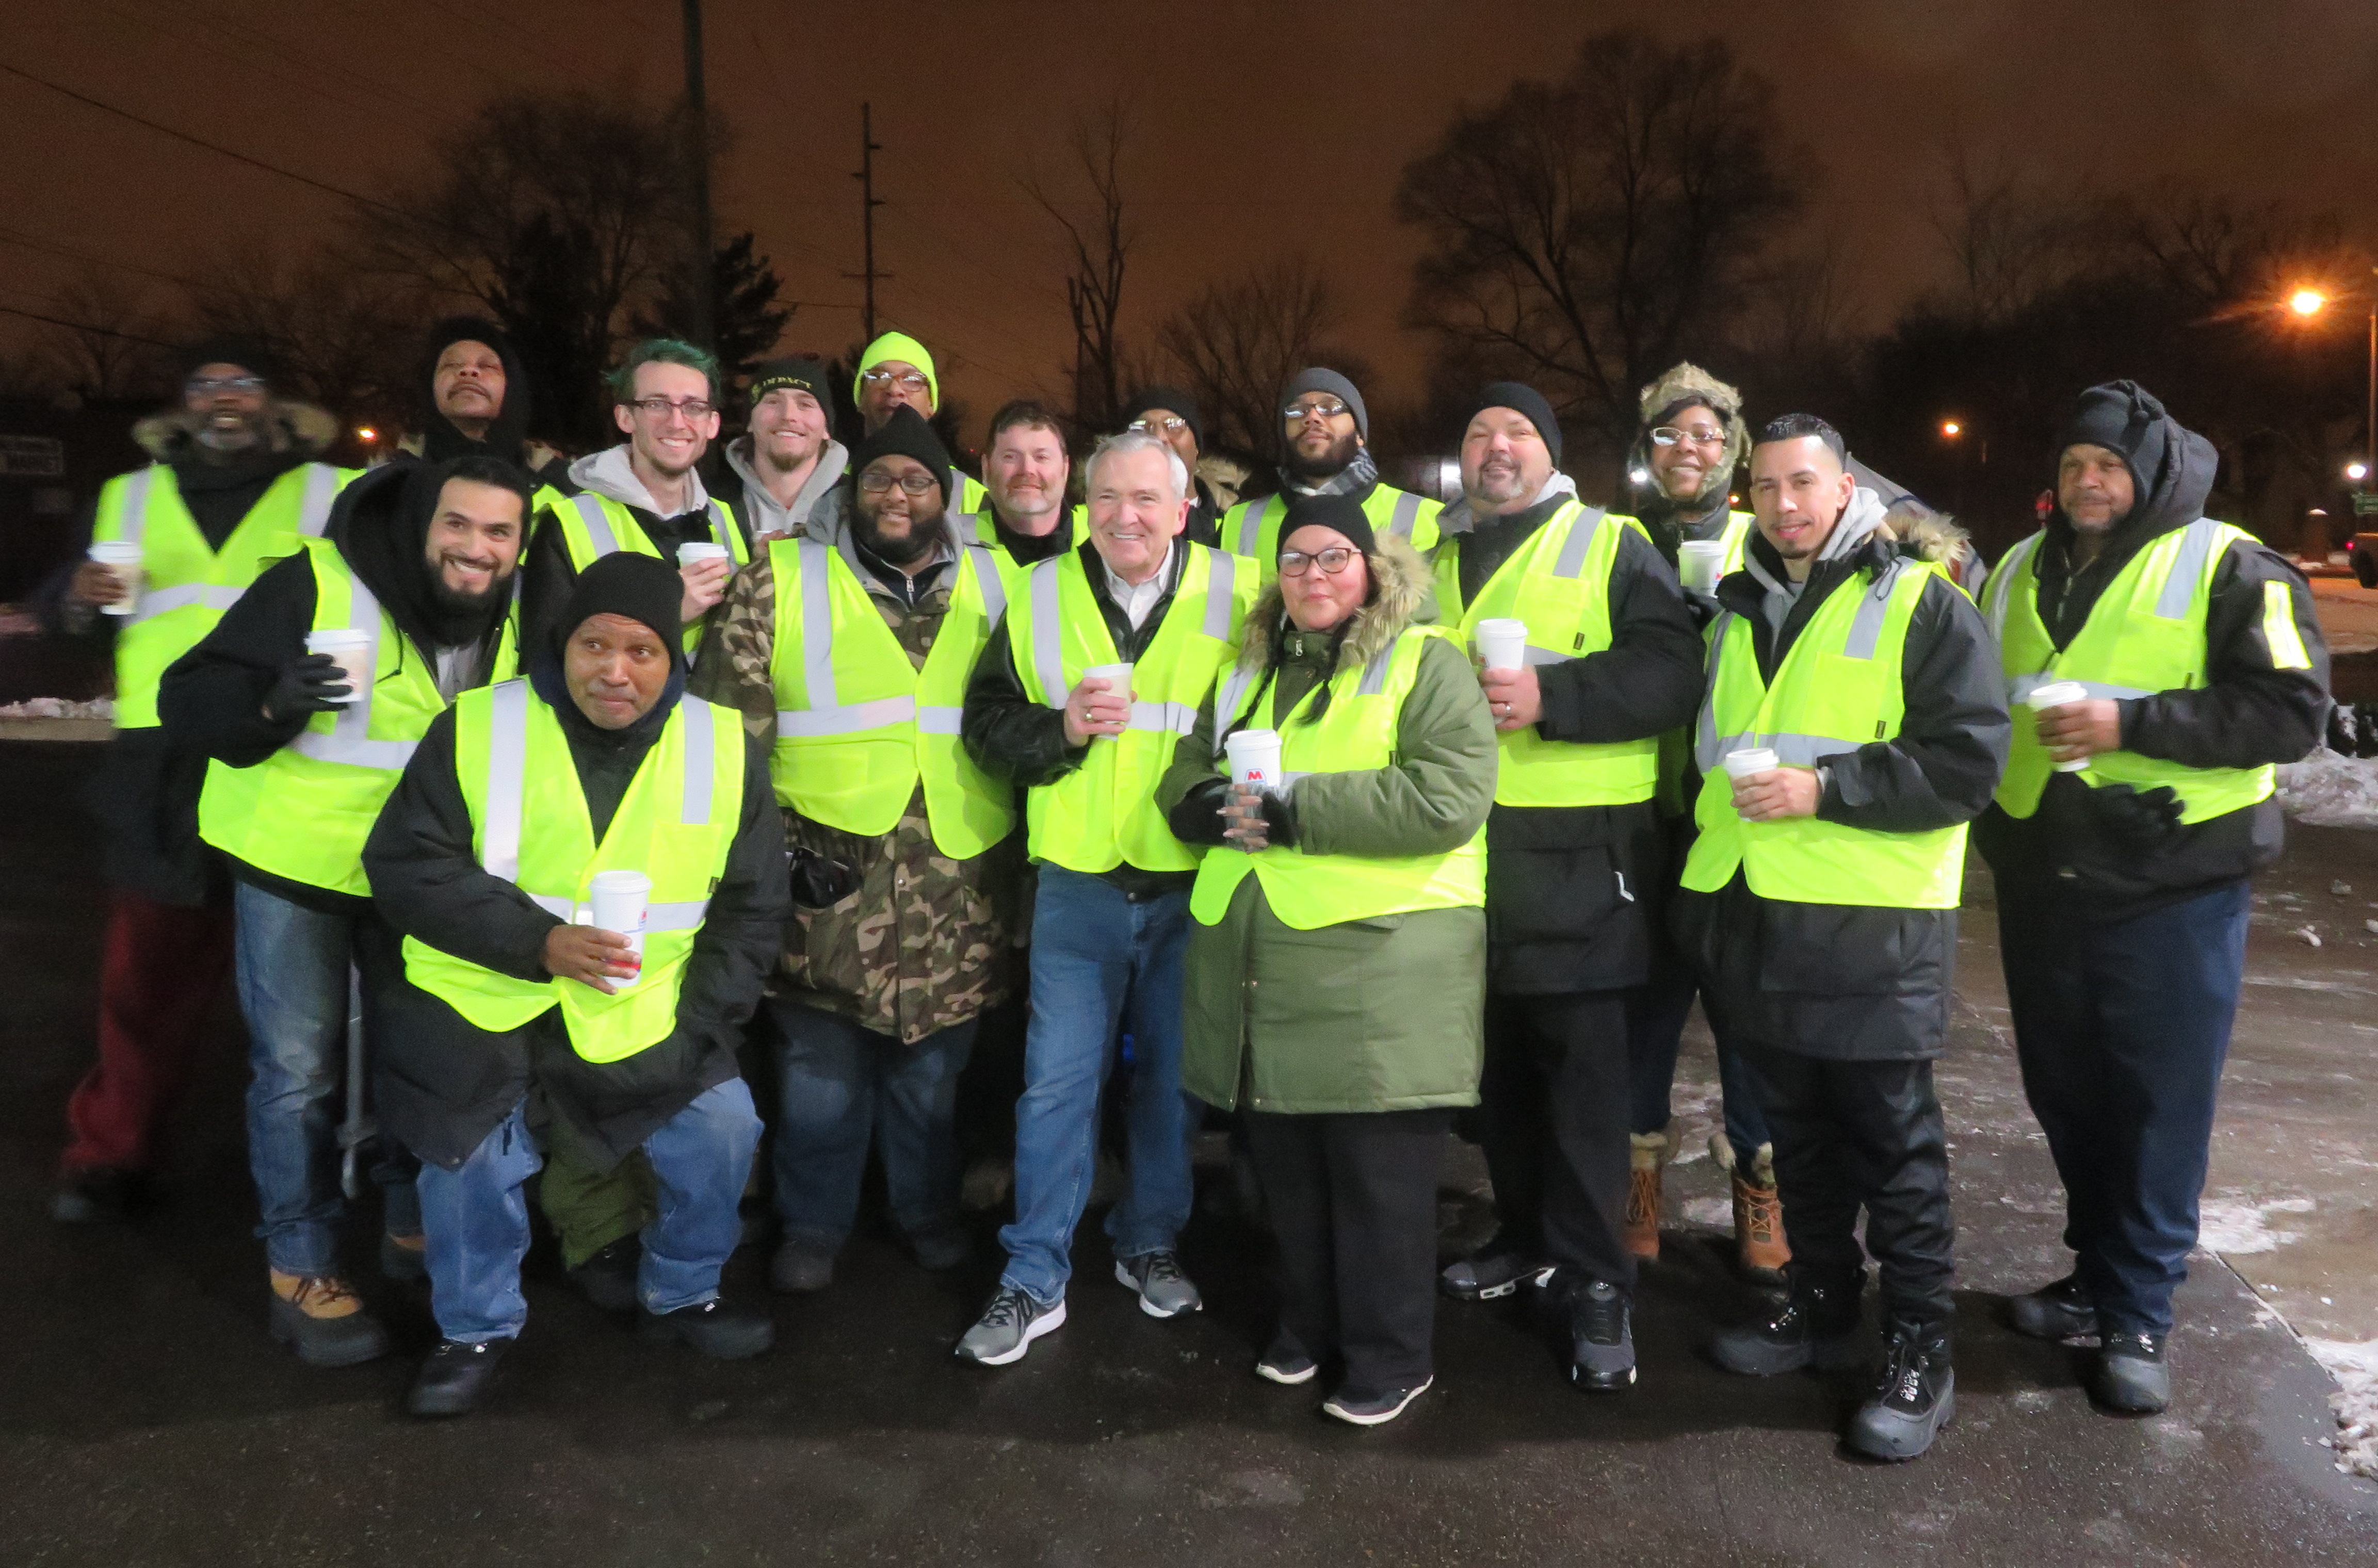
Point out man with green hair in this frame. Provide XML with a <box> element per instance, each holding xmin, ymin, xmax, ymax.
<box><xmin>853</xmin><ymin>330</ymin><xmax>988</xmax><ymax>519</ymax></box>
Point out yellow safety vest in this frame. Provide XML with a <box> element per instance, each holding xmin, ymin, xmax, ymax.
<box><xmin>1432</xmin><ymin>501</ymin><xmax>1661</xmax><ymax>808</ymax></box>
<box><xmin>91</xmin><ymin>462</ymin><xmax>352</xmax><ymax>728</ymax></box>
<box><xmin>199</xmin><ymin>540</ymin><xmax>517</xmax><ymax>895</ymax></box>
<box><xmin>1008</xmin><ymin>544</ymin><xmax>1254</xmax><ymax>873</ymax></box>
<box><xmin>1657</xmin><ymin>511</ymin><xmax>1759</xmax><ymax>814</ymax></box>
<box><xmin>768</xmin><ymin>534</ymin><xmax>1014</xmax><ymax>858</ymax></box>
<box><xmin>1222</xmin><ymin>483</ymin><xmax>1442</xmax><ymax>583</ymax></box>
<box><xmin>948</xmin><ymin>504</ymin><xmax>1079</xmax><ymax>602</ymax></box>
<box><xmin>1981</xmin><ymin>519</ymin><xmax>2299</xmax><ymax>825</ymax></box>
<box><xmin>1684</xmin><ymin>557</ymin><xmax>1965</xmax><ymax>908</ymax></box>
<box><xmin>1190</xmin><ymin>625</ymin><xmax>1484</xmax><ymax>929</ymax></box>
<box><xmin>401</xmin><ymin>681</ymin><xmax>745</xmax><ymax>1063</ymax></box>
<box><xmin>546</xmin><ymin>489</ymin><xmax>749</xmax><ymax>655</ymax></box>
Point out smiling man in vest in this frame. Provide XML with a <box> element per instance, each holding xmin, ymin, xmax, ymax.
<box><xmin>711</xmin><ymin>356</ymin><xmax>849</xmax><ymax>546</ymax></box>
<box><xmin>160</xmin><ymin>454</ymin><xmax>527</xmax><ymax>1363</ymax></box>
<box><xmin>46</xmin><ymin>335</ymin><xmax>352</xmax><ymax>1227</ymax></box>
<box><xmin>1978</xmin><ymin>383</ymin><xmax>2327</xmax><ymax>1416</ymax></box>
<box><xmin>1424</xmin><ymin>384</ymin><xmax>1702</xmax><ymax>1395</ymax></box>
<box><xmin>957</xmin><ymin>429</ymin><xmax>1257</xmax><ymax>1364</ymax></box>
<box><xmin>1219</xmin><ymin>368</ymin><xmax>1441</xmax><ymax>581</ymax></box>
<box><xmin>693</xmin><ymin>405</ymin><xmax>1020</xmax><ymax>1293</ymax></box>
<box><xmin>523</xmin><ymin>339</ymin><xmax>748</xmax><ymax>659</ymax></box>
<box><xmin>363</xmin><ymin>552</ymin><xmax>787</xmax><ymax>1416</ymax></box>
<box><xmin>1684</xmin><ymin>414</ymin><xmax>2009</xmax><ymax>1462</ymax></box>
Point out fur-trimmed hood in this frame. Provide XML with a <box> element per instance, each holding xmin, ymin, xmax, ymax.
<box><xmin>133</xmin><ymin>398</ymin><xmax>339</xmax><ymax>464</ymax></box>
<box><xmin>1880</xmin><ymin>506</ymin><xmax>1974</xmax><ymax>570</ymax></box>
<box><xmin>1232</xmin><ymin>533</ymin><xmax>1431</xmax><ymax>676</ymax></box>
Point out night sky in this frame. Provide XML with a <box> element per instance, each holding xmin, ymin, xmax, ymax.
<box><xmin>7</xmin><ymin>0</ymin><xmax>2378</xmax><ymax>428</ymax></box>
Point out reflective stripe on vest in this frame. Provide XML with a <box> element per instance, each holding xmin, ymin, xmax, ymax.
<box><xmin>1693</xmin><ymin>560</ymin><xmax>1917</xmax><ymax>772</ymax></box>
<box><xmin>568</xmin><ymin>491</ymin><xmax>739</xmax><ymax>563</ymax></box>
<box><xmin>1227</xmin><ymin>487</ymin><xmax>1438</xmax><ymax>581</ymax></box>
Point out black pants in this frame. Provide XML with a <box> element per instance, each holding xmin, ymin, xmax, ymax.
<box><xmin>1242</xmin><ymin>1108</ymin><xmax>1450</xmax><ymax>1396</ymax></box>
<box><xmin>1477</xmin><ymin>990</ymin><xmax>1634</xmax><ymax>1293</ymax></box>
<box><xmin>1742</xmin><ymin>1046</ymin><xmax>1954</xmax><ymax>1324</ymax></box>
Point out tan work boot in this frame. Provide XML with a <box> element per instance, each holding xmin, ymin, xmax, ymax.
<box><xmin>268</xmin><ymin>1269</ymin><xmax>393</xmax><ymax>1368</ymax></box>
<box><xmin>1714</xmin><ymin>1138</ymin><xmax>1791</xmax><ymax>1283</ymax></box>
<box><xmin>1624</xmin><ymin>1122</ymin><xmax>1677</xmax><ymax>1262</ymax></box>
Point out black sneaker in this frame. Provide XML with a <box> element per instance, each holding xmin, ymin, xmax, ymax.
<box><xmin>1711</xmin><ymin>1274</ymin><xmax>1865</xmax><ymax>1376</ymax></box>
<box><xmin>1439</xmin><ymin>1241</ymin><xmax>1556</xmax><ymax>1302</ymax></box>
<box><xmin>2088</xmin><ymin>1331</ymin><xmax>2170</xmax><ymax>1414</ymax></box>
<box><xmin>2007</xmin><ymin>1273</ymin><xmax>2097</xmax><ymax>1341</ymax></box>
<box><xmin>407</xmin><ymin>1337</ymin><xmax>510</xmax><ymax>1417</ymax></box>
<box><xmin>1255</xmin><ymin>1332</ymin><xmax>1319</xmax><ymax>1386</ymax></box>
<box><xmin>1568</xmin><ymin>1279</ymin><xmax>1637</xmax><ymax>1393</ymax></box>
<box><xmin>638</xmin><ymin>1298</ymin><xmax>775</xmax><ymax>1360</ymax></box>
<box><xmin>50</xmin><ymin>1167</ymin><xmax>144</xmax><ymax>1225</ymax></box>
<box><xmin>1845</xmin><ymin>1319</ymin><xmax>1954</xmax><ymax>1461</ymax></box>
<box><xmin>1323</xmin><ymin>1376</ymin><xmax>1433</xmax><ymax>1426</ymax></box>
<box><xmin>568</xmin><ymin>1238</ymin><xmax>640</xmax><ymax>1313</ymax></box>
<box><xmin>769</xmin><ymin>1239</ymin><xmax>836</xmax><ymax>1294</ymax></box>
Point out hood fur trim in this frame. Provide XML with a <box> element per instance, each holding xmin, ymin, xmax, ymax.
<box><xmin>1881</xmin><ymin>507</ymin><xmax>1975</xmax><ymax>569</ymax></box>
<box><xmin>134</xmin><ymin>398</ymin><xmax>338</xmax><ymax>463</ymax></box>
<box><xmin>1233</xmin><ymin>534</ymin><xmax>1431</xmax><ymax>676</ymax></box>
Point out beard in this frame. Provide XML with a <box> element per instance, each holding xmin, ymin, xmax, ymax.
<box><xmin>430</xmin><ymin>565</ymin><xmax>513</xmax><ymax>620</ymax></box>
<box><xmin>854</xmin><ymin>499</ymin><xmax>941</xmax><ymax>567</ymax></box>
<box><xmin>1286</xmin><ymin>430</ymin><xmax>1362</xmax><ymax>481</ymax></box>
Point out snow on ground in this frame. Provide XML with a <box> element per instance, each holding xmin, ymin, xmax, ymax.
<box><xmin>2304</xmin><ymin>1338</ymin><xmax>2378</xmax><ymax>1481</ymax></box>
<box><xmin>2279</xmin><ymin>749</ymin><xmax>2378</xmax><ymax>827</ymax></box>
<box><xmin>2194</xmin><ymin>1194</ymin><xmax>2317</xmax><ymax>1254</ymax></box>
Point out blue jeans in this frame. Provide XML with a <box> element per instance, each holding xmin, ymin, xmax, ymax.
<box><xmin>1999</xmin><ymin>878</ymin><xmax>2251</xmax><ymax>1337</ymax></box>
<box><xmin>417</xmin><ymin>1080</ymin><xmax>762</xmax><ymax>1342</ymax></box>
<box><xmin>1627</xmin><ymin>937</ymin><xmax>1770</xmax><ymax>1166</ymax></box>
<box><xmin>234</xmin><ymin>881</ymin><xmax>418</xmax><ymax>1276</ymax></box>
<box><xmin>999</xmin><ymin>867</ymin><xmax>1194</xmax><ymax>1303</ymax></box>
<box><xmin>770</xmin><ymin>997</ymin><xmax>976</xmax><ymax>1251</ymax></box>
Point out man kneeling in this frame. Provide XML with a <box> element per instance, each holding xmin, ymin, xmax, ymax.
<box><xmin>365</xmin><ymin>553</ymin><xmax>789</xmax><ymax>1416</ymax></box>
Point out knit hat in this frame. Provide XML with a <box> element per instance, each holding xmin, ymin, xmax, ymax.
<box><xmin>1282</xmin><ymin>367</ymin><xmax>1367</xmax><ymax>442</ymax></box>
<box><xmin>751</xmin><ymin>355</ymin><xmax>830</xmax><ymax>406</ymax></box>
<box><xmin>2055</xmin><ymin>380</ymin><xmax>2170</xmax><ymax>503</ymax></box>
<box><xmin>559</xmin><ymin>551</ymin><xmax>683</xmax><ymax>654</ymax></box>
<box><xmin>1465</xmin><ymin>382</ymin><xmax>1563</xmax><ymax>465</ymax></box>
<box><xmin>850</xmin><ymin>403</ymin><xmax>952</xmax><ymax>505</ymax></box>
<box><xmin>181</xmin><ymin>333</ymin><xmax>277</xmax><ymax>385</ymax></box>
<box><xmin>854</xmin><ymin>331</ymin><xmax>939</xmax><ymax>410</ymax></box>
<box><xmin>1120</xmin><ymin>385</ymin><xmax>1203</xmax><ymax>449</ymax></box>
<box><xmin>1276</xmin><ymin>492</ymin><xmax>1374</xmax><ymax>563</ymax></box>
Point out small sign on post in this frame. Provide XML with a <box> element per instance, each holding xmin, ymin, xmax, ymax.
<box><xmin>2354</xmin><ymin>493</ymin><xmax>2378</xmax><ymax>515</ymax></box>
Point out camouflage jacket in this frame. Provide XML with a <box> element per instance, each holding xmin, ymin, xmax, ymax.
<box><xmin>690</xmin><ymin>533</ymin><xmax>1018</xmax><ymax>1044</ymax></box>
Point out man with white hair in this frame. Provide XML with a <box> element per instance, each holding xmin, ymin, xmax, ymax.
<box><xmin>957</xmin><ymin>430</ymin><xmax>1256</xmax><ymax>1365</ymax></box>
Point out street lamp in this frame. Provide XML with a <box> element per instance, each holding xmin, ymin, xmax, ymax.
<box><xmin>2291</xmin><ymin>287</ymin><xmax>2328</xmax><ymax>317</ymax></box>
<box><xmin>2287</xmin><ymin>278</ymin><xmax>2378</xmax><ymax>492</ymax></box>
<box><xmin>1940</xmin><ymin>420</ymin><xmax>1962</xmax><ymax>439</ymax></box>
<box><xmin>2350</xmin><ymin>462</ymin><xmax>2370</xmax><ymax>483</ymax></box>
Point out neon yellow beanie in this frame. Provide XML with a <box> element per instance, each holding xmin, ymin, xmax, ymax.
<box><xmin>855</xmin><ymin>331</ymin><xmax>939</xmax><ymax>410</ymax></box>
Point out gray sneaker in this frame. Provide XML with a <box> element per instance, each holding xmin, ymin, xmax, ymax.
<box><xmin>1115</xmin><ymin>1250</ymin><xmax>1202</xmax><ymax>1318</ymax></box>
<box><xmin>955</xmin><ymin>1286</ymin><xmax>1067</xmax><ymax>1366</ymax></box>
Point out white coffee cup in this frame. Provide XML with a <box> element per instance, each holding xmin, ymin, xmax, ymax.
<box><xmin>88</xmin><ymin>541</ymin><xmax>143</xmax><ymax>615</ymax></box>
<box><xmin>1678</xmin><ymin>540</ymin><xmax>1727</xmax><ymax>595</ymax></box>
<box><xmin>587</xmin><ymin>868</ymin><xmax>653</xmax><ymax>985</ymax></box>
<box><xmin>1474</xmin><ymin>617</ymin><xmax>1528</xmax><ymax>673</ymax></box>
<box><xmin>2027</xmin><ymin>680</ymin><xmax>2093</xmax><ymax>772</ymax></box>
<box><xmin>1224</xmin><ymin>728</ymin><xmax>1284</xmax><ymax>794</ymax></box>
<box><xmin>1723</xmin><ymin>746</ymin><xmax>1780</xmax><ymax>780</ymax></box>
<box><xmin>1081</xmin><ymin>662</ymin><xmax>1133</xmax><ymax>697</ymax></box>
<box><xmin>305</xmin><ymin>630</ymin><xmax>374</xmax><ymax>707</ymax></box>
<box><xmin>677</xmin><ymin>541</ymin><xmax>731</xmax><ymax>567</ymax></box>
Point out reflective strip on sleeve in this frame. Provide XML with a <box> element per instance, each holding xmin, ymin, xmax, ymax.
<box><xmin>480</xmin><ymin>680</ymin><xmax>530</xmax><ymax>883</ymax></box>
<box><xmin>2155</xmin><ymin>520</ymin><xmax>2222</xmax><ymax>619</ymax></box>
<box><xmin>2262</xmin><ymin>578</ymin><xmax>2312</xmax><ymax>671</ymax></box>
<box><xmin>129</xmin><ymin>582</ymin><xmax>246</xmax><ymax>623</ymax></box>
<box><xmin>1028</xmin><ymin>560</ymin><xmax>1067</xmax><ymax>709</ymax></box>
<box><xmin>297</xmin><ymin>466</ymin><xmax>338</xmax><ymax>537</ymax></box>
<box><xmin>572</xmin><ymin>494</ymin><xmax>623</xmax><ymax>558</ymax></box>
<box><xmin>678</xmin><ymin>694</ymin><xmax>715</xmax><ymax>826</ymax></box>
<box><xmin>1203</xmin><ymin>549</ymin><xmax>1238</xmax><ymax>639</ymax></box>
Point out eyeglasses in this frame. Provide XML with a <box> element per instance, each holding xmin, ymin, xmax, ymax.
<box><xmin>1649</xmin><ymin>426</ymin><xmax>1727</xmax><ymax>449</ymax></box>
<box><xmin>1277</xmin><ymin>546</ymin><xmax>1360</xmax><ymax>577</ymax></box>
<box><xmin>629</xmin><ymin>396</ymin><xmax>715</xmax><ymax>420</ymax></box>
<box><xmin>187</xmin><ymin>374</ymin><xmax>266</xmax><ymax>396</ymax></box>
<box><xmin>858</xmin><ymin>469</ymin><xmax>940</xmax><ymax>496</ymax></box>
<box><xmin>860</xmin><ymin>369</ymin><xmax>931</xmax><ymax>394</ymax></box>
<box><xmin>1283</xmin><ymin>398</ymin><xmax>1351</xmax><ymax>424</ymax></box>
<box><xmin>1128</xmin><ymin>416</ymin><xmax>1189</xmax><ymax>437</ymax></box>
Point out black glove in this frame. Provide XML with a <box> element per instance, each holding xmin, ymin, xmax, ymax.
<box><xmin>2090</xmin><ymin>782</ymin><xmax>2183</xmax><ymax>849</ymax></box>
<box><xmin>262</xmin><ymin>652</ymin><xmax>351</xmax><ymax>723</ymax></box>
<box><xmin>788</xmin><ymin>846</ymin><xmax>861</xmax><ymax>909</ymax></box>
<box><xmin>1251</xmin><ymin>787</ymin><xmax>1298</xmax><ymax>848</ymax></box>
<box><xmin>1166</xmin><ymin>777</ymin><xmax>1233</xmax><ymax>846</ymax></box>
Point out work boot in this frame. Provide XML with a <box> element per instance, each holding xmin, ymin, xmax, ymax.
<box><xmin>1439</xmin><ymin>1235</ymin><xmax>1556</xmax><ymax>1301</ymax></box>
<box><xmin>1567</xmin><ymin>1278</ymin><xmax>1637</xmax><ymax>1392</ymax></box>
<box><xmin>2088</xmin><ymin>1331</ymin><xmax>2171</xmax><ymax>1414</ymax></box>
<box><xmin>379</xmin><ymin>1230</ymin><xmax>429</xmax><ymax>1283</ymax></box>
<box><xmin>2006</xmin><ymin>1272</ymin><xmax>2098</xmax><ymax>1342</ymax></box>
<box><xmin>1623</xmin><ymin>1123</ymin><xmax>1676</xmax><ymax>1262</ymax></box>
<box><xmin>1711</xmin><ymin>1272</ymin><xmax>1864</xmax><ymax>1376</ymax></box>
<box><xmin>51</xmin><ymin>1166</ymin><xmax>145</xmax><ymax>1225</ymax></box>
<box><xmin>769</xmin><ymin>1239</ymin><xmax>836</xmax><ymax>1294</ymax></box>
<box><xmin>406</xmin><ymin>1337</ymin><xmax>510</xmax><ymax>1418</ymax></box>
<box><xmin>1845</xmin><ymin>1319</ymin><xmax>1954</xmax><ymax>1461</ymax></box>
<box><xmin>267</xmin><ymin>1271</ymin><xmax>392</xmax><ymax>1368</ymax></box>
<box><xmin>955</xmin><ymin>1286</ymin><xmax>1066</xmax><ymax>1366</ymax></box>
<box><xmin>568</xmin><ymin>1237</ymin><xmax>640</xmax><ymax>1313</ymax></box>
<box><xmin>1714</xmin><ymin>1138</ymin><xmax>1791</xmax><ymax>1284</ymax></box>
<box><xmin>639</xmin><ymin>1297</ymin><xmax>775</xmax><ymax>1360</ymax></box>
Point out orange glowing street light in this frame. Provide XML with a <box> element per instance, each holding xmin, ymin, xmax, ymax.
<box><xmin>355</xmin><ymin>427</ymin><xmax>379</xmax><ymax>443</ymax></box>
<box><xmin>1939</xmin><ymin>420</ymin><xmax>1962</xmax><ymax>439</ymax></box>
<box><xmin>2290</xmin><ymin>287</ymin><xmax>2328</xmax><ymax>317</ymax></box>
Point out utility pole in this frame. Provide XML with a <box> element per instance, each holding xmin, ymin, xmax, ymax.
<box><xmin>845</xmin><ymin>103</ymin><xmax>889</xmax><ymax>344</ymax></box>
<box><xmin>681</xmin><ymin>0</ymin><xmax>714</xmax><ymax>352</ymax></box>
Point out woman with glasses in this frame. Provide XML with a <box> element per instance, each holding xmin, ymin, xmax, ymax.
<box><xmin>1157</xmin><ymin>492</ymin><xmax>1496</xmax><ymax>1427</ymax></box>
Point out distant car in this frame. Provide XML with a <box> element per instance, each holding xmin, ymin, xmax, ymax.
<box><xmin>2353</xmin><ymin>533</ymin><xmax>2378</xmax><ymax>589</ymax></box>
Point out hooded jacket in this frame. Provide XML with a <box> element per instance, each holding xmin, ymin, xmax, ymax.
<box><xmin>1154</xmin><ymin>537</ymin><xmax>1497</xmax><ymax>1114</ymax></box>
<box><xmin>1627</xmin><ymin>363</ymin><xmax>1749</xmax><ymax>562</ymax></box>
<box><xmin>1671</xmin><ymin>508</ymin><xmax>2011</xmax><ymax>1060</ymax></box>
<box><xmin>393</xmin><ymin>317</ymin><xmax>551</xmax><ymax>473</ymax></box>
<box><xmin>712</xmin><ymin>432</ymin><xmax>849</xmax><ymax>542</ymax></box>
<box><xmin>520</xmin><ymin>444</ymin><xmax>738</xmax><ymax>662</ymax></box>
<box><xmin>1973</xmin><ymin>386</ymin><xmax>2329</xmax><ymax>918</ymax></box>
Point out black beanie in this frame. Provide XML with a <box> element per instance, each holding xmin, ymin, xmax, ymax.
<box><xmin>181</xmin><ymin>333</ymin><xmax>277</xmax><ymax>386</ymax></box>
<box><xmin>1282</xmin><ymin>367</ymin><xmax>1368</xmax><ymax>442</ymax></box>
<box><xmin>1277</xmin><ymin>492</ymin><xmax>1375</xmax><ymax>562</ymax></box>
<box><xmin>1466</xmin><ymin>382</ymin><xmax>1563</xmax><ymax>465</ymax></box>
<box><xmin>850</xmin><ymin>403</ymin><xmax>952</xmax><ymax>504</ymax></box>
<box><xmin>558</xmin><ymin>552</ymin><xmax>683</xmax><ymax>657</ymax></box>
<box><xmin>1120</xmin><ymin>385</ymin><xmax>1203</xmax><ymax>449</ymax></box>
<box><xmin>2055</xmin><ymin>380</ymin><xmax>2170</xmax><ymax>503</ymax></box>
<box><xmin>750</xmin><ymin>355</ymin><xmax>830</xmax><ymax>407</ymax></box>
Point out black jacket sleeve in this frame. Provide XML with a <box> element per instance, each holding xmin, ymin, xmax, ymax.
<box><xmin>2119</xmin><ymin>543</ymin><xmax>2330</xmax><ymax>770</ymax></box>
<box><xmin>669</xmin><ymin>733</ymin><xmax>791</xmax><ymax>1050</ymax></box>
<box><xmin>516</xmin><ymin>506</ymin><xmax>581</xmax><ymax>672</ymax></box>
<box><xmin>961</xmin><ymin>615</ymin><xmax>1085</xmax><ymax>787</ymax></box>
<box><xmin>363</xmin><ymin>707</ymin><xmax>559</xmax><ymax>983</ymax></box>
<box><xmin>1533</xmin><ymin>526</ymin><xmax>1705</xmax><ymax>745</ymax></box>
<box><xmin>1818</xmin><ymin>572</ymin><xmax>2012</xmax><ymax>834</ymax></box>
<box><xmin>157</xmin><ymin>550</ymin><xmax>320</xmax><ymax>767</ymax></box>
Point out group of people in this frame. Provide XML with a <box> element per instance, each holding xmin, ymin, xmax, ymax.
<box><xmin>40</xmin><ymin>314</ymin><xmax>2328</xmax><ymax>1459</ymax></box>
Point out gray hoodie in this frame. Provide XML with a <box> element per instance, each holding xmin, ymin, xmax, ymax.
<box><xmin>565</xmin><ymin>443</ymin><xmax>715</xmax><ymax>517</ymax></box>
<box><xmin>723</xmin><ymin>434</ymin><xmax>849</xmax><ymax>539</ymax></box>
<box><xmin>1742</xmin><ymin>484</ymin><xmax>1888</xmax><ymax>639</ymax></box>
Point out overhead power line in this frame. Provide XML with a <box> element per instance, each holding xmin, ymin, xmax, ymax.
<box><xmin>0</xmin><ymin>226</ymin><xmax>192</xmax><ymax>289</ymax></box>
<box><xmin>0</xmin><ymin>301</ymin><xmax>177</xmax><ymax>348</ymax></box>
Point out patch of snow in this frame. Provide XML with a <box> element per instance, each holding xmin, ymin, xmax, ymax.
<box><xmin>1680</xmin><ymin>1196</ymin><xmax>1733</xmax><ymax>1230</ymax></box>
<box><xmin>2196</xmin><ymin>1195</ymin><xmax>2314</xmax><ymax>1254</ymax></box>
<box><xmin>0</xmin><ymin>696</ymin><xmax>112</xmax><ymax>721</ymax></box>
<box><xmin>2279</xmin><ymin>748</ymin><xmax>2378</xmax><ymax>828</ymax></box>
<box><xmin>2304</xmin><ymin>1338</ymin><xmax>2378</xmax><ymax>1482</ymax></box>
